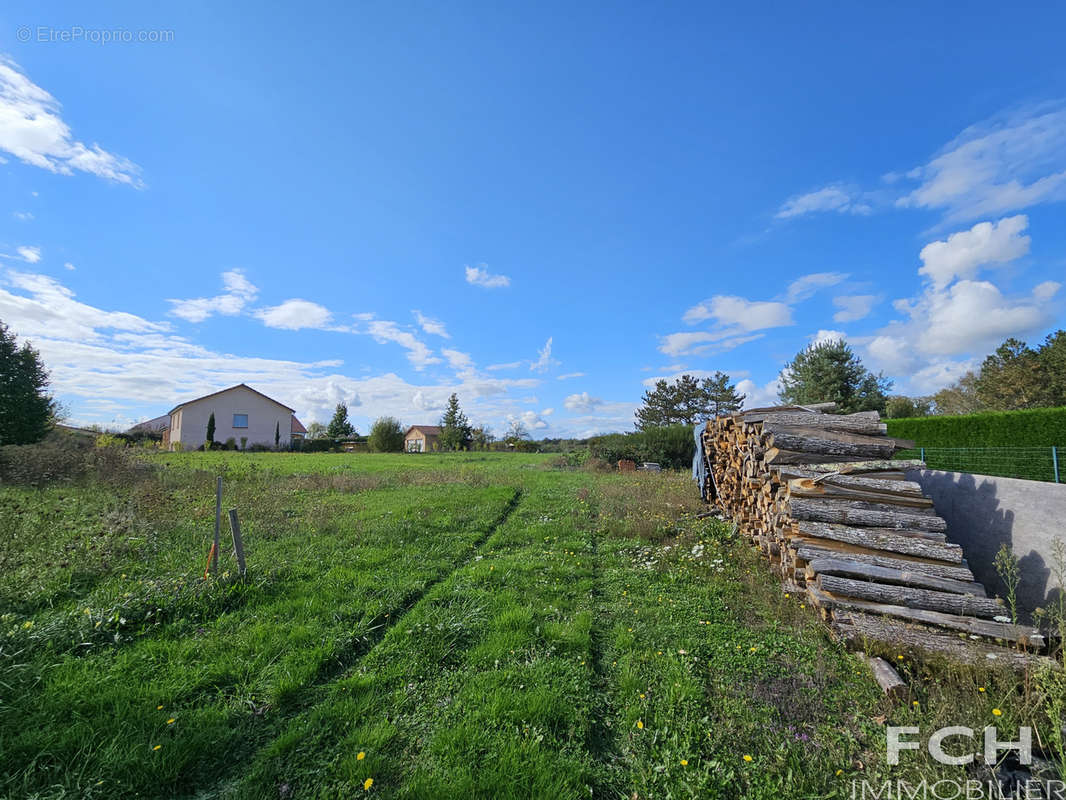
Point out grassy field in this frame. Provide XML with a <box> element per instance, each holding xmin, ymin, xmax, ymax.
<box><xmin>0</xmin><ymin>451</ymin><xmax>1059</xmax><ymax>798</ymax></box>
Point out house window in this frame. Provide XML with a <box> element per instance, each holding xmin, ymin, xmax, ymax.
<box><xmin>233</xmin><ymin>414</ymin><xmax>248</xmax><ymax>428</ymax></box>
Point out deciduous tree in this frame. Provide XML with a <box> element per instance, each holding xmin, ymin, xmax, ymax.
<box><xmin>368</xmin><ymin>416</ymin><xmax>405</xmax><ymax>452</ymax></box>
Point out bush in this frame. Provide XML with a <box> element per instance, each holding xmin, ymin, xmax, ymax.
<box><xmin>224</xmin><ymin>437</ymin><xmax>238</xmax><ymax>451</ymax></box>
<box><xmin>368</xmin><ymin>417</ymin><xmax>405</xmax><ymax>453</ymax></box>
<box><xmin>886</xmin><ymin>406</ymin><xmax>1066</xmax><ymax>448</ymax></box>
<box><xmin>587</xmin><ymin>424</ymin><xmax>694</xmax><ymax>470</ymax></box>
<box><xmin>0</xmin><ymin>438</ymin><xmax>146</xmax><ymax>487</ymax></box>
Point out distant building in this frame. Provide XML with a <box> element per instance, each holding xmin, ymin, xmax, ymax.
<box><xmin>403</xmin><ymin>425</ymin><xmax>441</xmax><ymax>452</ymax></box>
<box><xmin>291</xmin><ymin>416</ymin><xmax>307</xmax><ymax>441</ymax></box>
<box><xmin>162</xmin><ymin>383</ymin><xmax>301</xmax><ymax>451</ymax></box>
<box><xmin>127</xmin><ymin>415</ymin><xmax>170</xmax><ymax>437</ymax></box>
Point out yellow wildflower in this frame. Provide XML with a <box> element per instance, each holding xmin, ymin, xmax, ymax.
<box><xmin>743</xmin><ymin>754</ymin><xmax>753</xmax><ymax>762</ymax></box>
<box><xmin>357</xmin><ymin>751</ymin><xmax>365</xmax><ymax>760</ymax></box>
<box><xmin>364</xmin><ymin>778</ymin><xmax>374</xmax><ymax>791</ymax></box>
<box><xmin>157</xmin><ymin>705</ymin><xmax>163</xmax><ymax>710</ymax></box>
<box><xmin>153</xmin><ymin>745</ymin><xmax>161</xmax><ymax>751</ymax></box>
<box><xmin>680</xmin><ymin>759</ymin><xmax>688</xmax><ymax>766</ymax></box>
<box><xmin>636</xmin><ymin>720</ymin><xmax>644</xmax><ymax>730</ymax></box>
<box><xmin>992</xmin><ymin>708</ymin><xmax>1002</xmax><ymax>716</ymax></box>
<box><xmin>978</xmin><ymin>687</ymin><xmax>986</xmax><ymax>693</ymax></box>
<box><xmin>166</xmin><ymin>718</ymin><xmax>176</xmax><ymax>725</ymax></box>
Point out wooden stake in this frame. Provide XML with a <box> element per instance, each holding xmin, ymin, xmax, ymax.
<box><xmin>213</xmin><ymin>476</ymin><xmax>222</xmax><ymax>575</ymax></box>
<box><xmin>228</xmin><ymin>508</ymin><xmax>247</xmax><ymax>576</ymax></box>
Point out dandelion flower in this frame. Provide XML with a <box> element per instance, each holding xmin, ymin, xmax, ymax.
<box><xmin>639</xmin><ymin>693</ymin><xmax>645</xmax><ymax>699</ymax></box>
<box><xmin>680</xmin><ymin>759</ymin><xmax>688</xmax><ymax>766</ymax></box>
<box><xmin>897</xmin><ymin>655</ymin><xmax>904</xmax><ymax>661</ymax></box>
<box><xmin>157</xmin><ymin>705</ymin><xmax>163</xmax><ymax>710</ymax></box>
<box><xmin>992</xmin><ymin>708</ymin><xmax>1002</xmax><ymax>716</ymax></box>
<box><xmin>978</xmin><ymin>687</ymin><xmax>986</xmax><ymax>693</ymax></box>
<box><xmin>912</xmin><ymin>701</ymin><xmax>919</xmax><ymax>707</ymax></box>
<box><xmin>357</xmin><ymin>751</ymin><xmax>365</xmax><ymax>760</ymax></box>
<box><xmin>743</xmin><ymin>754</ymin><xmax>753</xmax><ymax>762</ymax></box>
<box><xmin>636</xmin><ymin>720</ymin><xmax>644</xmax><ymax>730</ymax></box>
<box><xmin>364</xmin><ymin>778</ymin><xmax>374</xmax><ymax>791</ymax></box>
<box><xmin>166</xmin><ymin>718</ymin><xmax>176</xmax><ymax>725</ymax></box>
<box><xmin>153</xmin><ymin>745</ymin><xmax>161</xmax><ymax>751</ymax></box>
<box><xmin>836</xmin><ymin>769</ymin><xmax>843</xmax><ymax>776</ymax></box>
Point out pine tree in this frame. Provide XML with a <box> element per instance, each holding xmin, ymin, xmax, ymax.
<box><xmin>327</xmin><ymin>403</ymin><xmax>355</xmax><ymax>439</ymax></box>
<box><xmin>0</xmin><ymin>320</ymin><xmax>55</xmax><ymax>445</ymax></box>
<box><xmin>275</xmin><ymin>420</ymin><xmax>281</xmax><ymax>449</ymax></box>
<box><xmin>635</xmin><ymin>372</ymin><xmax>745</xmax><ymax>428</ymax></box>
<box><xmin>439</xmin><ymin>393</ymin><xmax>472</xmax><ymax>451</ymax></box>
<box><xmin>778</xmin><ymin>339</ymin><xmax>891</xmax><ymax>414</ymax></box>
<box><xmin>206</xmin><ymin>412</ymin><xmax>216</xmax><ymax>444</ymax></box>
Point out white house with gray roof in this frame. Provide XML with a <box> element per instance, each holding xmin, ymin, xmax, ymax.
<box><xmin>163</xmin><ymin>384</ymin><xmax>301</xmax><ymax>451</ymax></box>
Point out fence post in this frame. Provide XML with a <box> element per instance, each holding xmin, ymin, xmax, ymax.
<box><xmin>228</xmin><ymin>508</ymin><xmax>247</xmax><ymax>576</ymax></box>
<box><xmin>1054</xmin><ymin>446</ymin><xmax>1060</xmax><ymax>484</ymax></box>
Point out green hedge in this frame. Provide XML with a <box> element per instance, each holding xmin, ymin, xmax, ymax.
<box><xmin>885</xmin><ymin>406</ymin><xmax>1066</xmax><ymax>448</ymax></box>
<box><xmin>587</xmin><ymin>425</ymin><xmax>694</xmax><ymax>470</ymax></box>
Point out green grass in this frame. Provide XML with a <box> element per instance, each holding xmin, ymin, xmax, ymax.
<box><xmin>0</xmin><ymin>452</ymin><xmax>1058</xmax><ymax>798</ymax></box>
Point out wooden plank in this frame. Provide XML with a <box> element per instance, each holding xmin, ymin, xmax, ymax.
<box><xmin>830</xmin><ymin>610</ymin><xmax>1052</xmax><ymax>670</ymax></box>
<box><xmin>793</xmin><ymin>542</ymin><xmax>975</xmax><ymax>581</ymax></box>
<box><xmin>806</xmin><ymin>586</ymin><xmax>1043</xmax><ymax>648</ymax></box>
<box><xmin>787</xmin><ymin>480</ymin><xmax>934</xmax><ymax>509</ymax></box>
<box><xmin>793</xmin><ymin>522</ymin><xmax>963</xmax><ymax>562</ymax></box>
<box><xmin>816</xmin><ymin>574</ymin><xmax>1004</xmax><ymax>618</ymax></box>
<box><xmin>789</xmin><ymin>498</ymin><xmax>947</xmax><ymax>532</ymax></box>
<box><xmin>805</xmin><ymin>557</ymin><xmax>986</xmax><ymax>596</ymax></box>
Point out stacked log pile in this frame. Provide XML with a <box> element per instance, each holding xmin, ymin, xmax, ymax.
<box><xmin>700</xmin><ymin>403</ymin><xmax>1047</xmax><ymax>668</ymax></box>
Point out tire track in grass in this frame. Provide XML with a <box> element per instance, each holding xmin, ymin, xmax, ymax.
<box><xmin>200</xmin><ymin>488</ymin><xmax>524</xmax><ymax>797</ymax></box>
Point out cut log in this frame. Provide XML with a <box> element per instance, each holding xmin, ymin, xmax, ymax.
<box><xmin>740</xmin><ymin>411</ymin><xmax>887</xmax><ymax>435</ymax></box>
<box><xmin>830</xmin><ymin>610</ymin><xmax>1052</xmax><ymax>671</ymax></box>
<box><xmin>789</xmin><ymin>498</ymin><xmax>947</xmax><ymax>532</ymax></box>
<box><xmin>765</xmin><ymin>426</ymin><xmax>901</xmax><ymax>459</ymax></box>
<box><xmin>806</xmin><ymin>586</ymin><xmax>1044</xmax><ymax>648</ymax></box>
<box><xmin>787</xmin><ymin>479</ymin><xmax>934</xmax><ymax>509</ymax></box>
<box><xmin>816</xmin><ymin>574</ymin><xmax>1004</xmax><ymax>618</ymax></box>
<box><xmin>778</xmin><ymin>470</ymin><xmax>925</xmax><ymax>497</ymax></box>
<box><xmin>793</xmin><ymin>543</ymin><xmax>975</xmax><ymax>582</ymax></box>
<box><xmin>794</xmin><ymin>522</ymin><xmax>963</xmax><ymax>562</ymax></box>
<box><xmin>859</xmin><ymin>654</ymin><xmax>908</xmax><ymax>701</ymax></box>
<box><xmin>793</xmin><ymin>459</ymin><xmax>926</xmax><ymax>474</ymax></box>
<box><xmin>766</xmin><ymin>449</ymin><xmax>874</xmax><ymax>465</ymax></box>
<box><xmin>805</xmin><ymin>558</ymin><xmax>986</xmax><ymax>596</ymax></box>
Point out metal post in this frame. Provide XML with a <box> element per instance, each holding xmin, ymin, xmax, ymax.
<box><xmin>228</xmin><ymin>508</ymin><xmax>247</xmax><ymax>576</ymax></box>
<box><xmin>920</xmin><ymin>447</ymin><xmax>925</xmax><ymax>464</ymax></box>
<box><xmin>1054</xmin><ymin>446</ymin><xmax>1060</xmax><ymax>484</ymax></box>
<box><xmin>213</xmin><ymin>476</ymin><xmax>222</xmax><ymax>574</ymax></box>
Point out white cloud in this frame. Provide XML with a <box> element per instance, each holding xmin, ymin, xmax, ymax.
<box><xmin>918</xmin><ymin>215</ymin><xmax>1030</xmax><ymax>288</ymax></box>
<box><xmin>364</xmin><ymin>319</ymin><xmax>441</xmax><ymax>370</ymax></box>
<box><xmin>465</xmin><ymin>264</ymin><xmax>510</xmax><ymax>289</ymax></box>
<box><xmin>441</xmin><ymin>348</ymin><xmax>475</xmax><ymax>374</ymax></box>
<box><xmin>735</xmin><ymin>377</ymin><xmax>783</xmax><ymax>409</ymax></box>
<box><xmin>897</xmin><ymin>105</ymin><xmax>1066</xmax><ymax>224</ymax></box>
<box><xmin>785</xmin><ymin>272</ymin><xmax>848</xmax><ymax>303</ymax></box>
<box><xmin>413</xmin><ymin>310</ymin><xmax>449</xmax><ymax>338</ymax></box>
<box><xmin>254</xmin><ymin>299</ymin><xmax>334</xmax><ymax>330</ymax></box>
<box><xmin>564</xmin><ymin>391</ymin><xmax>602</xmax><ymax>413</ymax></box>
<box><xmin>63</xmin><ymin>261</ymin><xmax>75</xmax><ymax>271</ymax></box>
<box><xmin>168</xmin><ymin>269</ymin><xmax>259</xmax><ymax>323</ymax></box>
<box><xmin>0</xmin><ymin>56</ymin><xmax>142</xmax><ymax>186</ymax></box>
<box><xmin>486</xmin><ymin>361</ymin><xmax>522</xmax><ymax>371</ymax></box>
<box><xmin>16</xmin><ymin>245</ymin><xmax>40</xmax><ymax>263</ymax></box>
<box><xmin>832</xmin><ymin>294</ymin><xmax>877</xmax><ymax>323</ymax></box>
<box><xmin>682</xmin><ymin>295</ymin><xmax>793</xmax><ymax>330</ymax></box>
<box><xmin>776</xmin><ymin>184</ymin><xmax>872</xmax><ymax>219</ymax></box>
<box><xmin>810</xmin><ymin>329</ymin><xmax>847</xmax><ymax>346</ymax></box>
<box><xmin>13</xmin><ymin>211</ymin><xmax>33</xmax><ymax>221</ymax></box>
<box><xmin>658</xmin><ymin>331</ymin><xmax>764</xmax><ymax>357</ymax></box>
<box><xmin>530</xmin><ymin>337</ymin><xmax>557</xmax><ymax>372</ymax></box>
<box><xmin>510</xmin><ymin>410</ymin><xmax>549</xmax><ymax>431</ymax></box>
<box><xmin>557</xmin><ymin>372</ymin><xmax>585</xmax><ymax>380</ymax></box>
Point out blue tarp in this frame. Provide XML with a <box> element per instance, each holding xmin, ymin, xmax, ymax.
<box><xmin>692</xmin><ymin>423</ymin><xmax>709</xmax><ymax>500</ymax></box>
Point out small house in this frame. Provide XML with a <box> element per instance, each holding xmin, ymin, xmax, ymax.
<box><xmin>403</xmin><ymin>425</ymin><xmax>441</xmax><ymax>452</ymax></box>
<box><xmin>164</xmin><ymin>383</ymin><xmax>301</xmax><ymax>451</ymax></box>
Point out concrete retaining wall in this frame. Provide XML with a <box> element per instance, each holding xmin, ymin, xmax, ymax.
<box><xmin>907</xmin><ymin>469</ymin><xmax>1066</xmax><ymax>620</ymax></box>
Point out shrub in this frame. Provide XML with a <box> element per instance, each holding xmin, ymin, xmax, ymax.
<box><xmin>94</xmin><ymin>433</ymin><xmax>124</xmax><ymax>448</ymax></box>
<box><xmin>587</xmin><ymin>424</ymin><xmax>694</xmax><ymax>470</ymax></box>
<box><xmin>0</xmin><ymin>438</ymin><xmax>147</xmax><ymax>487</ymax></box>
<box><xmin>368</xmin><ymin>416</ymin><xmax>405</xmax><ymax>453</ymax></box>
<box><xmin>224</xmin><ymin>437</ymin><xmax>238</xmax><ymax>451</ymax></box>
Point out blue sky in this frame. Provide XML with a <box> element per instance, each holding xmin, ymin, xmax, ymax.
<box><xmin>1</xmin><ymin>2</ymin><xmax>1065</xmax><ymax>437</ymax></box>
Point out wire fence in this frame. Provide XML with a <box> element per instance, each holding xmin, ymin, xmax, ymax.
<box><xmin>895</xmin><ymin>446</ymin><xmax>1063</xmax><ymax>484</ymax></box>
